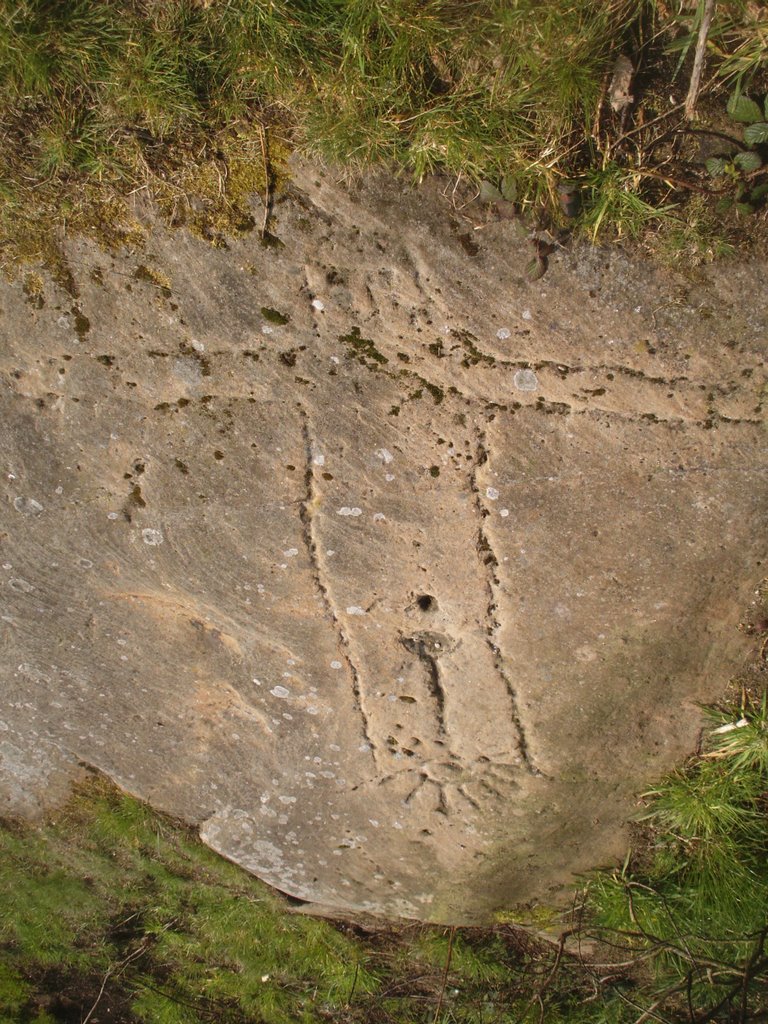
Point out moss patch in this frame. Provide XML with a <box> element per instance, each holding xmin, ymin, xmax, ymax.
<box><xmin>339</xmin><ymin>327</ymin><xmax>388</xmax><ymax>367</ymax></box>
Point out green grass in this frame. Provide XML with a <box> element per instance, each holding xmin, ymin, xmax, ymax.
<box><xmin>584</xmin><ymin>688</ymin><xmax>768</xmax><ymax>1022</ymax></box>
<box><xmin>0</xmin><ymin>0</ymin><xmax>766</xmax><ymax>270</ymax></box>
<box><xmin>1</xmin><ymin>773</ymin><xmax>589</xmax><ymax>1024</ymax></box>
<box><xmin>0</xmin><ymin>777</ymin><xmax>380</xmax><ymax>1023</ymax></box>
<box><xmin>2</xmin><ymin>681</ymin><xmax>767</xmax><ymax>1024</ymax></box>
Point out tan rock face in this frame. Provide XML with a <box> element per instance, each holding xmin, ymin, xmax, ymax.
<box><xmin>1</xmin><ymin>164</ymin><xmax>766</xmax><ymax>923</ymax></box>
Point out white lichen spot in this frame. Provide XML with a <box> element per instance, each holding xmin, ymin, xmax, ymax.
<box><xmin>270</xmin><ymin>685</ymin><xmax>290</xmax><ymax>699</ymax></box>
<box><xmin>107</xmin><ymin>512</ymin><xmax>119</xmax><ymax>520</ymax></box>
<box><xmin>522</xmin><ymin>308</ymin><xmax>532</xmax><ymax>320</ymax></box>
<box><xmin>337</xmin><ymin>507</ymin><xmax>362</xmax><ymax>517</ymax></box>
<box><xmin>311</xmin><ymin>298</ymin><xmax>325</xmax><ymax>312</ymax></box>
<box><xmin>279</xmin><ymin>795</ymin><xmax>297</xmax><ymax>804</ymax></box>
<box><xmin>261</xmin><ymin>325</ymin><xmax>274</xmax><ymax>335</ymax></box>
<box><xmin>283</xmin><ymin>548</ymin><xmax>299</xmax><ymax>557</ymax></box>
<box><xmin>496</xmin><ymin>327</ymin><xmax>511</xmax><ymax>340</ymax></box>
<box><xmin>313</xmin><ymin>454</ymin><xmax>325</xmax><ymax>466</ymax></box>
<box><xmin>13</xmin><ymin>497</ymin><xmax>44</xmax><ymax>515</ymax></box>
<box><xmin>375</xmin><ymin>448</ymin><xmax>394</xmax><ymax>464</ymax></box>
<box><xmin>9</xmin><ymin>578</ymin><xmax>34</xmax><ymax>593</ymax></box>
<box><xmin>346</xmin><ymin>606</ymin><xmax>365</xmax><ymax>616</ymax></box>
<box><xmin>330</xmin><ymin>660</ymin><xmax>342</xmax><ymax>670</ymax></box>
<box><xmin>373</xmin><ymin>512</ymin><xmax>386</xmax><ymax>522</ymax></box>
<box><xmin>191</xmin><ymin>339</ymin><xmax>205</xmax><ymax>352</ymax></box>
<box><xmin>486</xmin><ymin>487</ymin><xmax>499</xmax><ymax>500</ymax></box>
<box><xmin>500</xmin><ymin>508</ymin><xmax>510</xmax><ymax>518</ymax></box>
<box><xmin>141</xmin><ymin>528</ymin><xmax>164</xmax><ymax>546</ymax></box>
<box><xmin>385</xmin><ymin>473</ymin><xmax>395</xmax><ymax>482</ymax></box>
<box><xmin>513</xmin><ymin>368</ymin><xmax>539</xmax><ymax>392</ymax></box>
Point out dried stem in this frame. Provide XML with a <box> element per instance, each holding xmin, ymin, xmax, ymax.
<box><xmin>433</xmin><ymin>927</ymin><xmax>455</xmax><ymax>1024</ymax></box>
<box><xmin>257</xmin><ymin>121</ymin><xmax>271</xmax><ymax>239</ymax></box>
<box><xmin>685</xmin><ymin>0</ymin><xmax>717</xmax><ymax>120</ymax></box>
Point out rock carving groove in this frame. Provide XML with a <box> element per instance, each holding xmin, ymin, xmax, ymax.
<box><xmin>399</xmin><ymin>632</ymin><xmax>450</xmax><ymax>740</ymax></box>
<box><xmin>471</xmin><ymin>427</ymin><xmax>540</xmax><ymax>776</ymax></box>
<box><xmin>297</xmin><ymin>405</ymin><xmax>378</xmax><ymax>764</ymax></box>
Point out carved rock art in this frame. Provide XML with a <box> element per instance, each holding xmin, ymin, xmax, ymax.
<box><xmin>0</xmin><ymin>163</ymin><xmax>766</xmax><ymax>923</ymax></box>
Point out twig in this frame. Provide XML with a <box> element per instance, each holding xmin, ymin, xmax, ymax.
<box><xmin>676</xmin><ymin>126</ymin><xmax>746</xmax><ymax>150</ymax></box>
<box><xmin>347</xmin><ymin>959</ymin><xmax>360</xmax><ymax>1006</ymax></box>
<box><xmin>520</xmin><ymin>932</ymin><xmax>568</xmax><ymax>1020</ymax></box>
<box><xmin>740</xmin><ymin>928</ymin><xmax>768</xmax><ymax>1024</ymax></box>
<box><xmin>685</xmin><ymin>0</ymin><xmax>717</xmax><ymax>120</ymax></box>
<box><xmin>629</xmin><ymin>166</ymin><xmax>725</xmax><ymax>194</ymax></box>
<box><xmin>82</xmin><ymin>940</ymin><xmax>150</xmax><ymax>1024</ymax></box>
<box><xmin>613</xmin><ymin>102</ymin><xmax>686</xmax><ymax>146</ymax></box>
<box><xmin>257</xmin><ymin>121</ymin><xmax>271</xmax><ymax>240</ymax></box>
<box><xmin>695</xmin><ymin>953</ymin><xmax>768</xmax><ymax>1024</ymax></box>
<box><xmin>632</xmin><ymin>978</ymin><xmax>691</xmax><ymax>1024</ymax></box>
<box><xmin>611</xmin><ymin>984</ymin><xmax>673</xmax><ymax>1024</ymax></box>
<box><xmin>686</xmin><ymin>970</ymin><xmax>696</xmax><ymax>1024</ymax></box>
<box><xmin>592</xmin><ymin>70</ymin><xmax>611</xmax><ymax>148</ymax></box>
<box><xmin>433</xmin><ymin>927</ymin><xmax>455</xmax><ymax>1024</ymax></box>
<box><xmin>82</xmin><ymin>966</ymin><xmax>114</xmax><ymax>1024</ymax></box>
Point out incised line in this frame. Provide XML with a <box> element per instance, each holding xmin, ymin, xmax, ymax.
<box><xmin>471</xmin><ymin>428</ymin><xmax>541</xmax><ymax>777</ymax></box>
<box><xmin>297</xmin><ymin>405</ymin><xmax>378</xmax><ymax>764</ymax></box>
<box><xmin>399</xmin><ymin>634</ymin><xmax>448</xmax><ymax>739</ymax></box>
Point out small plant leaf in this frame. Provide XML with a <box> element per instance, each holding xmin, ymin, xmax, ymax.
<box><xmin>500</xmin><ymin>174</ymin><xmax>517</xmax><ymax>202</ymax></box>
<box><xmin>525</xmin><ymin>256</ymin><xmax>546</xmax><ymax>281</ymax></box>
<box><xmin>734</xmin><ymin>150</ymin><xmax>763</xmax><ymax>172</ymax></box>
<box><xmin>478</xmin><ymin>180</ymin><xmax>503</xmax><ymax>203</ymax></box>
<box><xmin>736</xmin><ymin>201</ymin><xmax>754</xmax><ymax>215</ymax></box>
<box><xmin>749</xmin><ymin>182</ymin><xmax>768</xmax><ymax>203</ymax></box>
<box><xmin>727</xmin><ymin>92</ymin><xmax>763</xmax><ymax>124</ymax></box>
<box><xmin>705</xmin><ymin>157</ymin><xmax>727</xmax><ymax>177</ymax></box>
<box><xmin>743</xmin><ymin>122</ymin><xmax>768</xmax><ymax>146</ymax></box>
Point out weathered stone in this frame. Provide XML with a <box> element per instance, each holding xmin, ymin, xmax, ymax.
<box><xmin>1</xmin><ymin>163</ymin><xmax>766</xmax><ymax>923</ymax></box>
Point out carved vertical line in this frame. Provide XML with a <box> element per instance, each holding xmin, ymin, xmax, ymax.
<box><xmin>297</xmin><ymin>405</ymin><xmax>378</xmax><ymax>764</ymax></box>
<box><xmin>399</xmin><ymin>634</ymin><xmax>448</xmax><ymax>739</ymax></box>
<box><xmin>471</xmin><ymin>427</ymin><xmax>541</xmax><ymax>776</ymax></box>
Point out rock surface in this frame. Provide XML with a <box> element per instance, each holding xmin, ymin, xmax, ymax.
<box><xmin>1</xmin><ymin>163</ymin><xmax>766</xmax><ymax>923</ymax></box>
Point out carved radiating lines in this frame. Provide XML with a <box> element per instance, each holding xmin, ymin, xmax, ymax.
<box><xmin>371</xmin><ymin>755</ymin><xmax>521</xmax><ymax>818</ymax></box>
<box><xmin>296</xmin><ymin>405</ymin><xmax>378</xmax><ymax>763</ymax></box>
